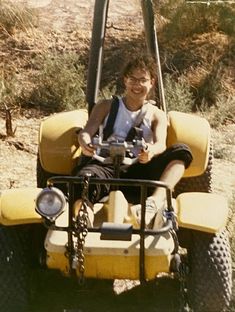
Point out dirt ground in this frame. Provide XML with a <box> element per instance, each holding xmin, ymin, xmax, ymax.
<box><xmin>15</xmin><ymin>0</ymin><xmax>143</xmax><ymax>31</ymax></box>
<box><xmin>1</xmin><ymin>1</ymin><xmax>235</xmax><ymax>311</ymax></box>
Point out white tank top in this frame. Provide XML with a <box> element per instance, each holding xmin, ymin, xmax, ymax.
<box><xmin>102</xmin><ymin>97</ymin><xmax>156</xmax><ymax>156</ymax></box>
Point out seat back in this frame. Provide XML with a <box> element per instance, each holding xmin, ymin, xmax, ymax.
<box><xmin>167</xmin><ymin>111</ymin><xmax>211</xmax><ymax>178</ymax></box>
<box><xmin>38</xmin><ymin>109</ymin><xmax>88</xmax><ymax>174</ymax></box>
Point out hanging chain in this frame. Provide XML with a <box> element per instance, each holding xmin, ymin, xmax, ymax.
<box><xmin>73</xmin><ymin>175</ymin><xmax>90</xmax><ymax>283</ymax></box>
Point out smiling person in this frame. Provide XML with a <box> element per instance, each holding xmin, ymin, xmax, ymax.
<box><xmin>76</xmin><ymin>55</ymin><xmax>193</xmax><ymax>227</ymax></box>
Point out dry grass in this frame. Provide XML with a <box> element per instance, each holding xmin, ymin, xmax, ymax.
<box><xmin>0</xmin><ymin>0</ymin><xmax>37</xmax><ymax>35</ymax></box>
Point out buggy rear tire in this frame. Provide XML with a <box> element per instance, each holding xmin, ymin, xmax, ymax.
<box><xmin>187</xmin><ymin>229</ymin><xmax>232</xmax><ymax>312</ymax></box>
<box><xmin>174</xmin><ymin>144</ymin><xmax>213</xmax><ymax>196</ymax></box>
<box><xmin>0</xmin><ymin>225</ymin><xmax>32</xmax><ymax>312</ymax></box>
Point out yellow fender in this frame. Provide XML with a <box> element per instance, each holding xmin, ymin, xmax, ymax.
<box><xmin>39</xmin><ymin>109</ymin><xmax>88</xmax><ymax>175</ymax></box>
<box><xmin>0</xmin><ymin>188</ymin><xmax>42</xmax><ymax>225</ymax></box>
<box><xmin>176</xmin><ymin>192</ymin><xmax>229</xmax><ymax>233</ymax></box>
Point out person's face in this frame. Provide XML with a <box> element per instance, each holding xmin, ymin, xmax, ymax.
<box><xmin>124</xmin><ymin>68</ymin><xmax>155</xmax><ymax>101</ymax></box>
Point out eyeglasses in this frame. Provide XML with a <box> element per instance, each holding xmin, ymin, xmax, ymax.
<box><xmin>126</xmin><ymin>76</ymin><xmax>151</xmax><ymax>86</ymax></box>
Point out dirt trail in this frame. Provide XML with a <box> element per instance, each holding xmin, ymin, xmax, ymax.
<box><xmin>15</xmin><ymin>0</ymin><xmax>143</xmax><ymax>31</ymax></box>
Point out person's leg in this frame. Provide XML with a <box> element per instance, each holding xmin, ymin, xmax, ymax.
<box><xmin>73</xmin><ymin>160</ymin><xmax>115</xmax><ymax>226</ymax></box>
<box><xmin>146</xmin><ymin>160</ymin><xmax>185</xmax><ymax>229</ymax></box>
<box><xmin>74</xmin><ymin>160</ymin><xmax>115</xmax><ymax>204</ymax></box>
<box><xmin>150</xmin><ymin>159</ymin><xmax>185</xmax><ymax>207</ymax></box>
<box><xmin>130</xmin><ymin>160</ymin><xmax>185</xmax><ymax>227</ymax></box>
<box><xmin>129</xmin><ymin>144</ymin><xmax>193</xmax><ymax>227</ymax></box>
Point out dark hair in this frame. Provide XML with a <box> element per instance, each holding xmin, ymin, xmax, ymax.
<box><xmin>122</xmin><ymin>55</ymin><xmax>157</xmax><ymax>80</ymax></box>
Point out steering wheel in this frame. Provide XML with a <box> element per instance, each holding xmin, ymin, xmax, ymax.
<box><xmin>92</xmin><ymin>136</ymin><xmax>147</xmax><ymax>166</ymax></box>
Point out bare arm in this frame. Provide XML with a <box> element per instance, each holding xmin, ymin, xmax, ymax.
<box><xmin>138</xmin><ymin>108</ymin><xmax>167</xmax><ymax>163</ymax></box>
<box><xmin>78</xmin><ymin>99</ymin><xmax>111</xmax><ymax>156</ymax></box>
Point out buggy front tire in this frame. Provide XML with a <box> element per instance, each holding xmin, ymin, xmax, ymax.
<box><xmin>187</xmin><ymin>229</ymin><xmax>232</xmax><ymax>312</ymax></box>
<box><xmin>0</xmin><ymin>225</ymin><xmax>32</xmax><ymax>312</ymax></box>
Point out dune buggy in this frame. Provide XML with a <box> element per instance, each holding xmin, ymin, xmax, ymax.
<box><xmin>0</xmin><ymin>1</ymin><xmax>232</xmax><ymax>312</ymax></box>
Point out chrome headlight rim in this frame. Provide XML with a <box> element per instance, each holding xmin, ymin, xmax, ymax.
<box><xmin>35</xmin><ymin>186</ymin><xmax>66</xmax><ymax>219</ymax></box>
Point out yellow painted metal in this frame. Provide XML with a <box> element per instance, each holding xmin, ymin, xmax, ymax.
<box><xmin>167</xmin><ymin>111</ymin><xmax>210</xmax><ymax>177</ymax></box>
<box><xmin>0</xmin><ymin>188</ymin><xmax>42</xmax><ymax>225</ymax></box>
<box><xmin>47</xmin><ymin>252</ymin><xmax>171</xmax><ymax>280</ymax></box>
<box><xmin>39</xmin><ymin>109</ymin><xmax>88</xmax><ymax>175</ymax></box>
<box><xmin>45</xmin><ymin>231</ymin><xmax>174</xmax><ymax>280</ymax></box>
<box><xmin>176</xmin><ymin>192</ymin><xmax>229</xmax><ymax>233</ymax></box>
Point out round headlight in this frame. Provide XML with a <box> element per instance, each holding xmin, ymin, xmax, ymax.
<box><xmin>36</xmin><ymin>187</ymin><xmax>66</xmax><ymax>219</ymax></box>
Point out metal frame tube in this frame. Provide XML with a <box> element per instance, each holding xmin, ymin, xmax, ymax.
<box><xmin>141</xmin><ymin>0</ymin><xmax>166</xmax><ymax>112</ymax></box>
<box><xmin>86</xmin><ymin>0</ymin><xmax>110</xmax><ymax>114</ymax></box>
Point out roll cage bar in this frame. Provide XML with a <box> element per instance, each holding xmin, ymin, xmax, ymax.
<box><xmin>85</xmin><ymin>0</ymin><xmax>166</xmax><ymax>115</ymax></box>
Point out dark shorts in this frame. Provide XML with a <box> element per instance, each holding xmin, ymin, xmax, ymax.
<box><xmin>74</xmin><ymin>143</ymin><xmax>193</xmax><ymax>203</ymax></box>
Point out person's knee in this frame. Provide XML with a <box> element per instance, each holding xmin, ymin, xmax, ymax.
<box><xmin>168</xmin><ymin>143</ymin><xmax>193</xmax><ymax>169</ymax></box>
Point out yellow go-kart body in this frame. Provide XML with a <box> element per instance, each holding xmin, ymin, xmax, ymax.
<box><xmin>0</xmin><ymin>110</ymin><xmax>229</xmax><ymax>280</ymax></box>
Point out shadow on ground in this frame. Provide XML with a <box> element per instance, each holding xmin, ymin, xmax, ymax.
<box><xmin>30</xmin><ymin>269</ymin><xmax>183</xmax><ymax>312</ymax></box>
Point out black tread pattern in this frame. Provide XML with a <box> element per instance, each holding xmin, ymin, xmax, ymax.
<box><xmin>0</xmin><ymin>226</ymin><xmax>32</xmax><ymax>312</ymax></box>
<box><xmin>187</xmin><ymin>229</ymin><xmax>232</xmax><ymax>312</ymax></box>
<box><xmin>174</xmin><ymin>144</ymin><xmax>213</xmax><ymax>196</ymax></box>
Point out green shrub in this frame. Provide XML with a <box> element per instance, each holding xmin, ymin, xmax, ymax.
<box><xmin>0</xmin><ymin>72</ymin><xmax>20</xmax><ymax>110</ymax></box>
<box><xmin>157</xmin><ymin>0</ymin><xmax>234</xmax><ymax>40</ymax></box>
<box><xmin>218</xmin><ymin>6</ymin><xmax>235</xmax><ymax>36</ymax></box>
<box><xmin>195</xmin><ymin>66</ymin><xmax>223</xmax><ymax>108</ymax></box>
<box><xmin>160</xmin><ymin>3</ymin><xmax>215</xmax><ymax>39</ymax></box>
<box><xmin>200</xmin><ymin>95</ymin><xmax>235</xmax><ymax>129</ymax></box>
<box><xmin>23</xmin><ymin>52</ymin><xmax>86</xmax><ymax>112</ymax></box>
<box><xmin>164</xmin><ymin>73</ymin><xmax>194</xmax><ymax>112</ymax></box>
